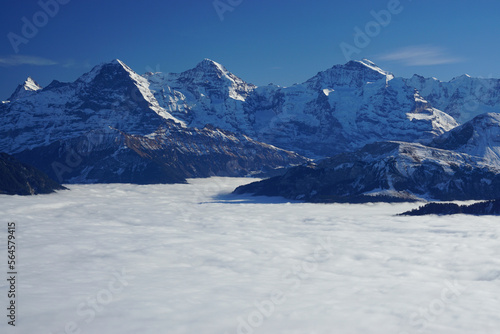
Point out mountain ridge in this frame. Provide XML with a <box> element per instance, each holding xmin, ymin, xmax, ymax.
<box><xmin>142</xmin><ymin>58</ymin><xmax>460</xmax><ymax>157</ymax></box>
<box><xmin>3</xmin><ymin>58</ymin><xmax>500</xmax><ymax>196</ymax></box>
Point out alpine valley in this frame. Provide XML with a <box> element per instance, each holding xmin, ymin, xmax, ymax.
<box><xmin>2</xmin><ymin>58</ymin><xmax>500</xmax><ymax>201</ymax></box>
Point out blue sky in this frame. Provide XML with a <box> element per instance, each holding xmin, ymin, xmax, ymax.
<box><xmin>1</xmin><ymin>0</ymin><xmax>499</xmax><ymax>99</ymax></box>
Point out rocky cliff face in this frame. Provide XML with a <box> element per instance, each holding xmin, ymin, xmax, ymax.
<box><xmin>234</xmin><ymin>140</ymin><xmax>500</xmax><ymax>203</ymax></box>
<box><xmin>14</xmin><ymin>124</ymin><xmax>307</xmax><ymax>184</ymax></box>
<box><xmin>0</xmin><ymin>152</ymin><xmax>65</xmax><ymax>195</ymax></box>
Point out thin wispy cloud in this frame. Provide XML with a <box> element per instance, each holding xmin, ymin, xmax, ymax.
<box><xmin>0</xmin><ymin>55</ymin><xmax>57</xmax><ymax>67</ymax></box>
<box><xmin>379</xmin><ymin>45</ymin><xmax>463</xmax><ymax>66</ymax></box>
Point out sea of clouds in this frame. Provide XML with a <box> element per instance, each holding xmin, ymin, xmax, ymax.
<box><xmin>1</xmin><ymin>177</ymin><xmax>499</xmax><ymax>334</ymax></box>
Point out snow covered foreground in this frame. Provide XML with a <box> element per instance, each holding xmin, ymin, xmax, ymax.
<box><xmin>1</xmin><ymin>178</ymin><xmax>499</xmax><ymax>334</ymax></box>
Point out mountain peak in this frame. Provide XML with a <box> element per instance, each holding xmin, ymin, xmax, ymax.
<box><xmin>110</xmin><ymin>58</ymin><xmax>124</xmax><ymax>65</ymax></box>
<box><xmin>349</xmin><ymin>59</ymin><xmax>394</xmax><ymax>78</ymax></box>
<box><xmin>173</xmin><ymin>59</ymin><xmax>254</xmax><ymax>91</ymax></box>
<box><xmin>77</xmin><ymin>59</ymin><xmax>138</xmax><ymax>85</ymax></box>
<box><xmin>305</xmin><ymin>59</ymin><xmax>393</xmax><ymax>89</ymax></box>
<box><xmin>465</xmin><ymin>112</ymin><xmax>500</xmax><ymax>129</ymax></box>
<box><xmin>23</xmin><ymin>77</ymin><xmax>42</xmax><ymax>91</ymax></box>
<box><xmin>431</xmin><ymin>112</ymin><xmax>500</xmax><ymax>164</ymax></box>
<box><xmin>108</xmin><ymin>59</ymin><xmax>135</xmax><ymax>72</ymax></box>
<box><xmin>451</xmin><ymin>73</ymin><xmax>472</xmax><ymax>82</ymax></box>
<box><xmin>6</xmin><ymin>76</ymin><xmax>42</xmax><ymax>101</ymax></box>
<box><xmin>193</xmin><ymin>58</ymin><xmax>227</xmax><ymax>74</ymax></box>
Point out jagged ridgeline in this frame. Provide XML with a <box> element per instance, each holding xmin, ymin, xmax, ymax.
<box><xmin>1</xmin><ymin>60</ymin><xmax>308</xmax><ymax>184</ymax></box>
<box><xmin>3</xmin><ymin>58</ymin><xmax>500</xmax><ymax>196</ymax></box>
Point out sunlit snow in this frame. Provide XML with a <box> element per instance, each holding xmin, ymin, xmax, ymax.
<box><xmin>0</xmin><ymin>177</ymin><xmax>499</xmax><ymax>334</ymax></box>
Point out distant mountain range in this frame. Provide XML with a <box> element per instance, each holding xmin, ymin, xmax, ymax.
<box><xmin>144</xmin><ymin>59</ymin><xmax>461</xmax><ymax>157</ymax></box>
<box><xmin>2</xmin><ymin>58</ymin><xmax>500</xmax><ymax>200</ymax></box>
<box><xmin>0</xmin><ymin>59</ymin><xmax>307</xmax><ymax>184</ymax></box>
<box><xmin>235</xmin><ymin>113</ymin><xmax>500</xmax><ymax>202</ymax></box>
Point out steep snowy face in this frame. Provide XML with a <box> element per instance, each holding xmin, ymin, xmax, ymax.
<box><xmin>75</xmin><ymin>59</ymin><xmax>180</xmax><ymax>124</ymax></box>
<box><xmin>1</xmin><ymin>58</ymin><xmax>460</xmax><ymax>158</ymax></box>
<box><xmin>145</xmin><ymin>59</ymin><xmax>256</xmax><ymax>131</ymax></box>
<box><xmin>6</xmin><ymin>77</ymin><xmax>42</xmax><ymax>101</ymax></box>
<box><xmin>0</xmin><ymin>59</ymin><xmax>181</xmax><ymax>154</ymax></box>
<box><xmin>247</xmin><ymin>61</ymin><xmax>457</xmax><ymax>156</ymax></box>
<box><xmin>305</xmin><ymin>59</ymin><xmax>393</xmax><ymax>90</ymax></box>
<box><xmin>146</xmin><ymin>58</ymin><xmax>458</xmax><ymax>157</ymax></box>
<box><xmin>406</xmin><ymin>74</ymin><xmax>500</xmax><ymax>123</ymax></box>
<box><xmin>431</xmin><ymin>112</ymin><xmax>500</xmax><ymax>166</ymax></box>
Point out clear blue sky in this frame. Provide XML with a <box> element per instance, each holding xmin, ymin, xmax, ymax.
<box><xmin>1</xmin><ymin>0</ymin><xmax>499</xmax><ymax>99</ymax></box>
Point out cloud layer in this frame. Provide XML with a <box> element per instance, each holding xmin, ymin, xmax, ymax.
<box><xmin>0</xmin><ymin>55</ymin><xmax>57</xmax><ymax>66</ymax></box>
<box><xmin>379</xmin><ymin>45</ymin><xmax>463</xmax><ymax>66</ymax></box>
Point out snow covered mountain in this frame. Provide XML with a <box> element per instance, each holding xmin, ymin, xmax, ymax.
<box><xmin>234</xmin><ymin>140</ymin><xmax>500</xmax><ymax>202</ymax></box>
<box><xmin>146</xmin><ymin>59</ymin><xmax>458</xmax><ymax>157</ymax></box>
<box><xmin>406</xmin><ymin>74</ymin><xmax>500</xmax><ymax>123</ymax></box>
<box><xmin>236</xmin><ymin>112</ymin><xmax>500</xmax><ymax>203</ymax></box>
<box><xmin>430</xmin><ymin>113</ymin><xmax>500</xmax><ymax>166</ymax></box>
<box><xmin>3</xmin><ymin>57</ymin><xmax>500</xmax><ymax>192</ymax></box>
<box><xmin>145</xmin><ymin>58</ymin><xmax>256</xmax><ymax>131</ymax></box>
<box><xmin>0</xmin><ymin>59</ymin><xmax>182</xmax><ymax>154</ymax></box>
<box><xmin>7</xmin><ymin>77</ymin><xmax>42</xmax><ymax>101</ymax></box>
<box><xmin>15</xmin><ymin>124</ymin><xmax>306</xmax><ymax>184</ymax></box>
<box><xmin>0</xmin><ymin>60</ymin><xmax>307</xmax><ymax>183</ymax></box>
<box><xmin>1</xmin><ymin>58</ymin><xmax>466</xmax><ymax>159</ymax></box>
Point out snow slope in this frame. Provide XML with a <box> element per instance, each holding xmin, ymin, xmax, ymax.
<box><xmin>1</xmin><ymin>60</ymin><xmax>308</xmax><ymax>184</ymax></box>
<box><xmin>0</xmin><ymin>59</ymin><xmax>183</xmax><ymax>154</ymax></box>
<box><xmin>431</xmin><ymin>113</ymin><xmax>500</xmax><ymax>166</ymax></box>
<box><xmin>0</xmin><ymin>58</ymin><xmax>460</xmax><ymax>158</ymax></box>
<box><xmin>406</xmin><ymin>74</ymin><xmax>500</xmax><ymax>123</ymax></box>
<box><xmin>6</xmin><ymin>77</ymin><xmax>42</xmax><ymax>101</ymax></box>
<box><xmin>144</xmin><ymin>59</ymin><xmax>458</xmax><ymax>157</ymax></box>
<box><xmin>0</xmin><ymin>178</ymin><xmax>499</xmax><ymax>334</ymax></box>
